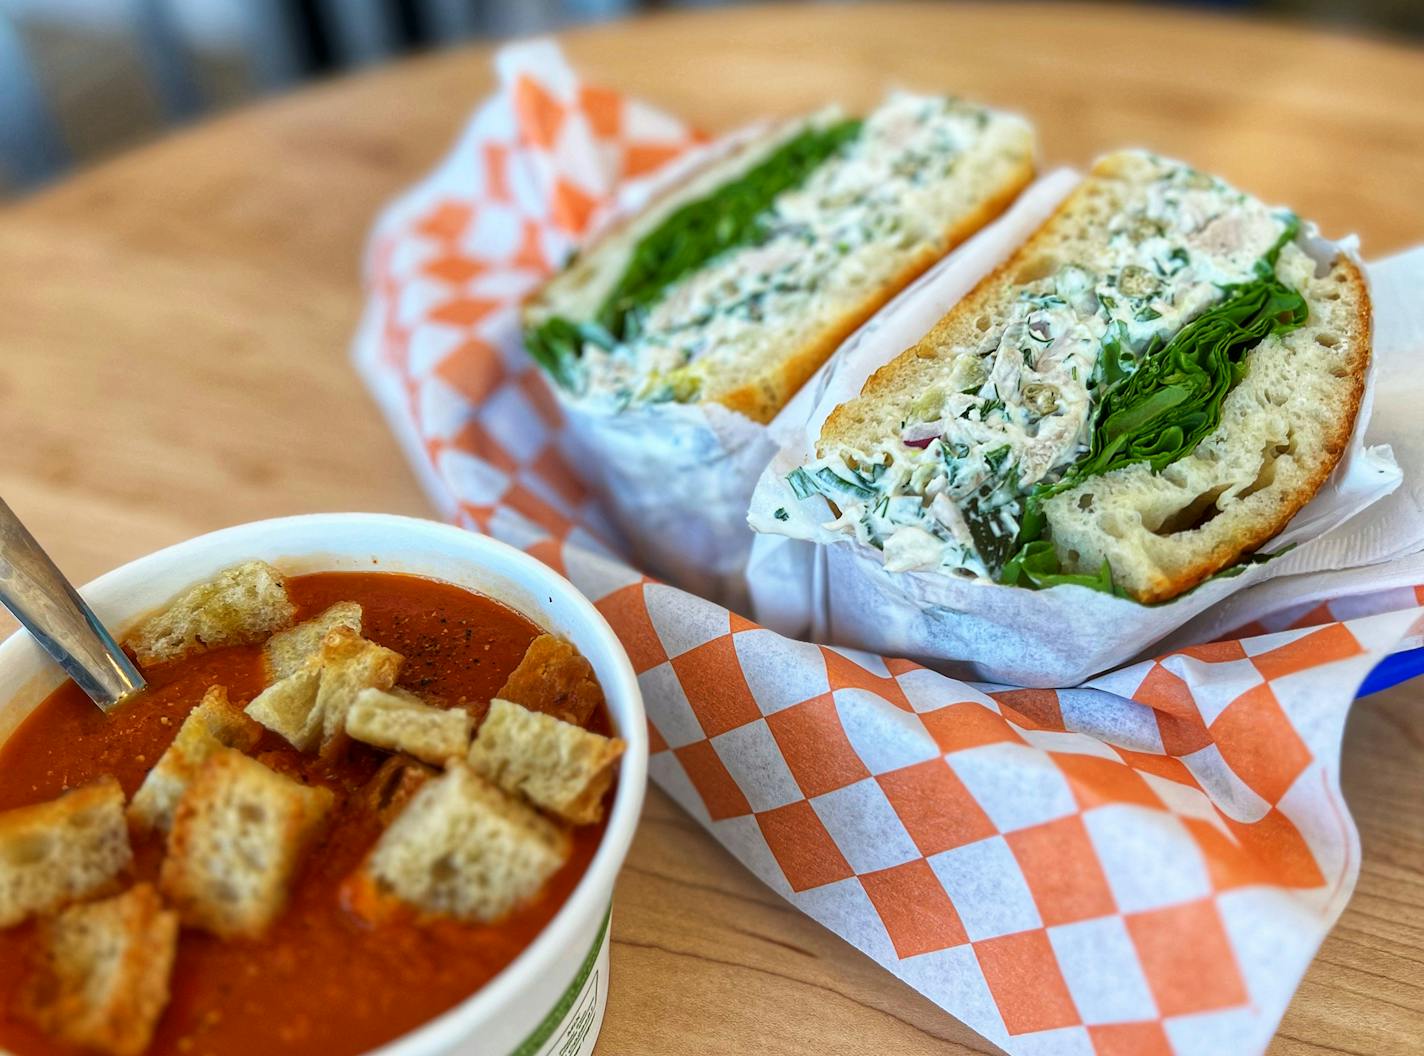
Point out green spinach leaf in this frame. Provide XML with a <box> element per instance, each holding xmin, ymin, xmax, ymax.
<box><xmin>599</xmin><ymin>119</ymin><xmax>863</xmax><ymax>340</ymax></box>
<box><xmin>998</xmin><ymin>214</ymin><xmax>1307</xmax><ymax>592</ymax></box>
<box><xmin>999</xmin><ymin>540</ymin><xmax>1116</xmax><ymax>593</ymax></box>
<box><xmin>524</xmin><ymin>118</ymin><xmax>864</xmax><ymax>388</ymax></box>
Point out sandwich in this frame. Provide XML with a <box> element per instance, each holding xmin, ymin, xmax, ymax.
<box><xmin>523</xmin><ymin>93</ymin><xmax>1036</xmax><ymax>424</ymax></box>
<box><xmin>770</xmin><ymin>152</ymin><xmax>1369</xmax><ymax>603</ymax></box>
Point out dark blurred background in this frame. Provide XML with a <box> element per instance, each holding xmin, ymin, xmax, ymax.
<box><xmin>1</xmin><ymin>0</ymin><xmax>1420</xmax><ymax>195</ymax></box>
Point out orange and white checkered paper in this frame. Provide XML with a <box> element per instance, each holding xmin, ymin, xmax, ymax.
<box><xmin>353</xmin><ymin>42</ymin><xmax>1424</xmax><ymax>1056</ymax></box>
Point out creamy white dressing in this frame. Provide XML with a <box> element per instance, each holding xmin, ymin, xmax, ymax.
<box><xmin>793</xmin><ymin>161</ymin><xmax>1294</xmax><ymax>578</ymax></box>
<box><xmin>571</xmin><ymin>93</ymin><xmax>1008</xmax><ymax>409</ymax></box>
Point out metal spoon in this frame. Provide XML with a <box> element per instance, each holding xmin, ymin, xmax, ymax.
<box><xmin>0</xmin><ymin>498</ymin><xmax>145</xmax><ymax>711</ymax></box>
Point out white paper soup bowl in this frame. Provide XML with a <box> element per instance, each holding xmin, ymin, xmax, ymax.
<box><xmin>0</xmin><ymin>512</ymin><xmax>648</xmax><ymax>1056</ymax></box>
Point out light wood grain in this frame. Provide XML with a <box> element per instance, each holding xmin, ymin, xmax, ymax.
<box><xmin>0</xmin><ymin>4</ymin><xmax>1421</xmax><ymax>1053</ymax></box>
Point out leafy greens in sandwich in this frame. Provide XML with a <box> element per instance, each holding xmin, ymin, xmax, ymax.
<box><xmin>782</xmin><ymin>152</ymin><xmax>1369</xmax><ymax>603</ymax></box>
<box><xmin>524</xmin><ymin>94</ymin><xmax>1036</xmax><ymax>423</ymax></box>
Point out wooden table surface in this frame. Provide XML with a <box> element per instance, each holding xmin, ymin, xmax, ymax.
<box><xmin>1</xmin><ymin>3</ymin><xmax>1421</xmax><ymax>1053</ymax></box>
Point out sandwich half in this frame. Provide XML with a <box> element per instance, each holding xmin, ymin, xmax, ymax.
<box><xmin>524</xmin><ymin>93</ymin><xmax>1036</xmax><ymax>423</ymax></box>
<box><xmin>781</xmin><ymin>152</ymin><xmax>1369</xmax><ymax>603</ymax></box>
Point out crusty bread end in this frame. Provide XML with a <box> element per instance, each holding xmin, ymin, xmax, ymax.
<box><xmin>1044</xmin><ymin>248</ymin><xmax>1368</xmax><ymax>601</ymax></box>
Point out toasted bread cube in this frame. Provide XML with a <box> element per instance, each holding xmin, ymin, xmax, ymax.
<box><xmin>314</xmin><ymin>626</ymin><xmax>402</xmax><ymax>758</ymax></box>
<box><xmin>468</xmin><ymin>699</ymin><xmax>624</xmax><ymax>825</ymax></box>
<box><xmin>126</xmin><ymin>560</ymin><xmax>296</xmax><ymax>666</ymax></box>
<box><xmin>129</xmin><ymin>686</ymin><xmax>263</xmax><ymax>835</ymax></box>
<box><xmin>19</xmin><ymin>883</ymin><xmax>178</xmax><ymax>1056</ymax></box>
<box><xmin>346</xmin><ymin>688</ymin><xmax>473</xmax><ymax>766</ymax></box>
<box><xmin>264</xmin><ymin>601</ymin><xmax>362</xmax><ymax>681</ymax></box>
<box><xmin>159</xmin><ymin>749</ymin><xmax>332</xmax><ymax>939</ymax></box>
<box><xmin>0</xmin><ymin>778</ymin><xmax>132</xmax><ymax>929</ymax></box>
<box><xmin>359</xmin><ymin>754</ymin><xmax>435</xmax><ymax>826</ymax></box>
<box><xmin>245</xmin><ymin>666</ymin><xmax>323</xmax><ymax>752</ymax></box>
<box><xmin>353</xmin><ymin>762</ymin><xmax>569</xmax><ymax>924</ymax></box>
<box><xmin>496</xmin><ymin>634</ymin><xmax>604</xmax><ymax>728</ymax></box>
<box><xmin>246</xmin><ymin>627</ymin><xmax>404</xmax><ymax>756</ymax></box>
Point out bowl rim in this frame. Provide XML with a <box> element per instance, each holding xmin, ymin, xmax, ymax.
<box><xmin>0</xmin><ymin>512</ymin><xmax>649</xmax><ymax>1056</ymax></box>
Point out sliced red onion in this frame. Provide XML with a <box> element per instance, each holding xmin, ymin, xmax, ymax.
<box><xmin>901</xmin><ymin>420</ymin><xmax>943</xmax><ymax>448</ymax></box>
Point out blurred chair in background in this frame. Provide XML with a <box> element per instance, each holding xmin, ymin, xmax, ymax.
<box><xmin>0</xmin><ymin>10</ymin><xmax>68</xmax><ymax>187</ymax></box>
<box><xmin>0</xmin><ymin>0</ymin><xmax>1420</xmax><ymax>196</ymax></box>
<box><xmin>0</xmin><ymin>0</ymin><xmax>650</xmax><ymax>193</ymax></box>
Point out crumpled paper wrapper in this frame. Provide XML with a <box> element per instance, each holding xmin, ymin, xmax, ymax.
<box><xmin>558</xmin><ymin>397</ymin><xmax>776</xmax><ymax>612</ymax></box>
<box><xmin>352</xmin><ymin>41</ymin><xmax>1424</xmax><ymax>1056</ymax></box>
<box><xmin>746</xmin><ymin>171</ymin><xmax>1412</xmax><ymax>686</ymax></box>
<box><xmin>544</xmin><ymin>119</ymin><xmax>795</xmax><ymax>610</ymax></box>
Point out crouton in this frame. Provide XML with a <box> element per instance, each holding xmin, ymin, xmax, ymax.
<box><xmin>245</xmin><ymin>627</ymin><xmax>404</xmax><ymax>756</ymax></box>
<box><xmin>18</xmin><ymin>883</ymin><xmax>178</xmax><ymax>1056</ymax></box>
<box><xmin>159</xmin><ymin>749</ymin><xmax>332</xmax><ymax>939</ymax></box>
<box><xmin>0</xmin><ymin>778</ymin><xmax>132</xmax><ymax>929</ymax></box>
<box><xmin>346</xmin><ymin>688</ymin><xmax>473</xmax><ymax>766</ymax></box>
<box><xmin>125</xmin><ymin>560</ymin><xmax>296</xmax><ymax>666</ymax></box>
<box><xmin>468</xmin><ymin>698</ymin><xmax>624</xmax><ymax>825</ymax></box>
<box><xmin>244</xmin><ymin>666</ymin><xmax>323</xmax><ymax>752</ymax></box>
<box><xmin>264</xmin><ymin>601</ymin><xmax>362</xmax><ymax>681</ymax></box>
<box><xmin>359</xmin><ymin>755</ymin><xmax>435</xmax><ymax>826</ymax></box>
<box><xmin>129</xmin><ymin>686</ymin><xmax>263</xmax><ymax>835</ymax></box>
<box><xmin>313</xmin><ymin>626</ymin><xmax>403</xmax><ymax>759</ymax></box>
<box><xmin>351</xmin><ymin>762</ymin><xmax>569</xmax><ymax>924</ymax></box>
<box><xmin>496</xmin><ymin>634</ymin><xmax>604</xmax><ymax>727</ymax></box>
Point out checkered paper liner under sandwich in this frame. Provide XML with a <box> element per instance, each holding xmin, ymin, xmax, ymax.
<box><xmin>353</xmin><ymin>41</ymin><xmax>1424</xmax><ymax>1056</ymax></box>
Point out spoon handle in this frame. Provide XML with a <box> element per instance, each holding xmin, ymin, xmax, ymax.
<box><xmin>0</xmin><ymin>498</ymin><xmax>145</xmax><ymax>712</ymax></box>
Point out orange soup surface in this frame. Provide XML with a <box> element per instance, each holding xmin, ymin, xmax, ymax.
<box><xmin>0</xmin><ymin>572</ymin><xmax>611</xmax><ymax>1056</ymax></box>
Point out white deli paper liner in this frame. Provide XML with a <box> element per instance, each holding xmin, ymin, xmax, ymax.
<box><xmin>748</xmin><ymin>172</ymin><xmax>1410</xmax><ymax>687</ymax></box>
<box><xmin>556</xmin><ymin>398</ymin><xmax>777</xmax><ymax>610</ymax></box>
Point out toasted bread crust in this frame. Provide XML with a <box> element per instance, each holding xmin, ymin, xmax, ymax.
<box><xmin>467</xmin><ymin>698</ymin><xmax>625</xmax><ymax>825</ymax></box>
<box><xmin>1126</xmin><ymin>255</ymin><xmax>1370</xmax><ymax>602</ymax></box>
<box><xmin>352</xmin><ymin>762</ymin><xmax>570</xmax><ymax>924</ymax></box>
<box><xmin>128</xmin><ymin>685</ymin><xmax>263</xmax><ymax>836</ymax></box>
<box><xmin>719</xmin><ymin>152</ymin><xmax>1036</xmax><ymax>424</ymax></box>
<box><xmin>819</xmin><ymin>160</ymin><xmax>1107</xmax><ymax>454</ymax></box>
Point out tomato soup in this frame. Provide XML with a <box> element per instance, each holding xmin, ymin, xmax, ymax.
<box><xmin>0</xmin><ymin>572</ymin><xmax>613</xmax><ymax>1056</ymax></box>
